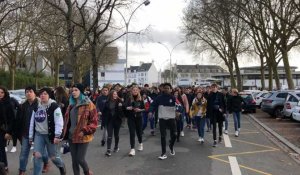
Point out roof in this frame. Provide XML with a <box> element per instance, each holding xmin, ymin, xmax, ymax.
<box><xmin>128</xmin><ymin>63</ymin><xmax>152</xmax><ymax>72</ymax></box>
<box><xmin>176</xmin><ymin>64</ymin><xmax>226</xmax><ymax>73</ymax></box>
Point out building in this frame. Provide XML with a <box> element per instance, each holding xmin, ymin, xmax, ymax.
<box><xmin>127</xmin><ymin>61</ymin><xmax>159</xmax><ymax>86</ymax></box>
<box><xmin>89</xmin><ymin>59</ymin><xmax>126</xmax><ymax>88</ymax></box>
<box><xmin>212</xmin><ymin>66</ymin><xmax>300</xmax><ymax>90</ymax></box>
<box><xmin>165</xmin><ymin>64</ymin><xmax>227</xmax><ymax>86</ymax></box>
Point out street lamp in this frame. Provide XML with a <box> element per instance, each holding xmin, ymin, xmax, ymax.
<box><xmin>113</xmin><ymin>0</ymin><xmax>150</xmax><ymax>86</ymax></box>
<box><xmin>157</xmin><ymin>41</ymin><xmax>184</xmax><ymax>85</ymax></box>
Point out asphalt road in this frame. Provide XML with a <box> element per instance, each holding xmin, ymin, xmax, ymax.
<box><xmin>6</xmin><ymin>114</ymin><xmax>300</xmax><ymax>175</ymax></box>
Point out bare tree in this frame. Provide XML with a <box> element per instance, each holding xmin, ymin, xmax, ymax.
<box><xmin>183</xmin><ymin>0</ymin><xmax>250</xmax><ymax>91</ymax></box>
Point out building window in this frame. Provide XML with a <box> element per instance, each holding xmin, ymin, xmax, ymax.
<box><xmin>101</xmin><ymin>72</ymin><xmax>105</xmax><ymax>77</ymax></box>
<box><xmin>141</xmin><ymin>73</ymin><xmax>144</xmax><ymax>76</ymax></box>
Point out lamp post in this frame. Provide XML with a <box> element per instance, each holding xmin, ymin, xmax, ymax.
<box><xmin>157</xmin><ymin>41</ymin><xmax>184</xmax><ymax>85</ymax></box>
<box><xmin>114</xmin><ymin>0</ymin><xmax>150</xmax><ymax>86</ymax></box>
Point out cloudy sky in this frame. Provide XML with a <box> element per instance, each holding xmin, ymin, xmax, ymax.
<box><xmin>113</xmin><ymin>0</ymin><xmax>299</xmax><ymax>71</ymax></box>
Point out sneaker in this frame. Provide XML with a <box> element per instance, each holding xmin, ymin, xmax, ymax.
<box><xmin>206</xmin><ymin>129</ymin><xmax>210</xmax><ymax>132</ymax></box>
<box><xmin>101</xmin><ymin>140</ymin><xmax>105</xmax><ymax>146</ymax></box>
<box><xmin>224</xmin><ymin>130</ymin><xmax>228</xmax><ymax>134</ymax></box>
<box><xmin>197</xmin><ymin>138</ymin><xmax>202</xmax><ymax>142</ymax></box>
<box><xmin>238</xmin><ymin>128</ymin><xmax>241</xmax><ymax>132</ymax></box>
<box><xmin>42</xmin><ymin>162</ymin><xmax>50</xmax><ymax>173</ymax></box>
<box><xmin>218</xmin><ymin>136</ymin><xmax>222</xmax><ymax>143</ymax></box>
<box><xmin>158</xmin><ymin>154</ymin><xmax>167</xmax><ymax>160</ymax></box>
<box><xmin>5</xmin><ymin>147</ymin><xmax>7</xmax><ymax>152</ymax></box>
<box><xmin>19</xmin><ymin>170</ymin><xmax>26</xmax><ymax>175</ymax></box>
<box><xmin>113</xmin><ymin>147</ymin><xmax>119</xmax><ymax>153</ymax></box>
<box><xmin>137</xmin><ymin>143</ymin><xmax>143</xmax><ymax>151</ymax></box>
<box><xmin>201</xmin><ymin>138</ymin><xmax>205</xmax><ymax>144</ymax></box>
<box><xmin>10</xmin><ymin>146</ymin><xmax>17</xmax><ymax>153</ymax></box>
<box><xmin>212</xmin><ymin>140</ymin><xmax>217</xmax><ymax>147</ymax></box>
<box><xmin>180</xmin><ymin>131</ymin><xmax>184</xmax><ymax>137</ymax></box>
<box><xmin>105</xmin><ymin>150</ymin><xmax>111</xmax><ymax>156</ymax></box>
<box><xmin>169</xmin><ymin>146</ymin><xmax>175</xmax><ymax>156</ymax></box>
<box><xmin>128</xmin><ymin>149</ymin><xmax>135</xmax><ymax>156</ymax></box>
<box><xmin>235</xmin><ymin>131</ymin><xmax>239</xmax><ymax>137</ymax></box>
<box><xmin>150</xmin><ymin>130</ymin><xmax>155</xmax><ymax>136</ymax></box>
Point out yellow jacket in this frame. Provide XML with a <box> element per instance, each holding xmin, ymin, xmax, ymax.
<box><xmin>190</xmin><ymin>98</ymin><xmax>207</xmax><ymax>118</ymax></box>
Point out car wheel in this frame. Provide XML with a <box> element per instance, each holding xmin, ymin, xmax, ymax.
<box><xmin>274</xmin><ymin>107</ymin><xmax>283</xmax><ymax>118</ymax></box>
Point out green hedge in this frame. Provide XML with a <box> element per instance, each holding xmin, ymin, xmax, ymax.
<box><xmin>0</xmin><ymin>70</ymin><xmax>64</xmax><ymax>89</ymax></box>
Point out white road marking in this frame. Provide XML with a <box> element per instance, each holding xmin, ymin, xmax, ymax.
<box><xmin>229</xmin><ymin>156</ymin><xmax>242</xmax><ymax>175</ymax></box>
<box><xmin>224</xmin><ymin>134</ymin><xmax>232</xmax><ymax>148</ymax></box>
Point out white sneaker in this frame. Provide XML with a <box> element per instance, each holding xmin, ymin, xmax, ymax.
<box><xmin>238</xmin><ymin>128</ymin><xmax>241</xmax><ymax>132</ymax></box>
<box><xmin>129</xmin><ymin>149</ymin><xmax>135</xmax><ymax>156</ymax></box>
<box><xmin>5</xmin><ymin>147</ymin><xmax>7</xmax><ymax>152</ymax></box>
<box><xmin>201</xmin><ymin>138</ymin><xmax>205</xmax><ymax>143</ymax></box>
<box><xmin>158</xmin><ymin>154</ymin><xmax>167</xmax><ymax>160</ymax></box>
<box><xmin>197</xmin><ymin>138</ymin><xmax>202</xmax><ymax>142</ymax></box>
<box><xmin>235</xmin><ymin>131</ymin><xmax>239</xmax><ymax>137</ymax></box>
<box><xmin>10</xmin><ymin>146</ymin><xmax>17</xmax><ymax>153</ymax></box>
<box><xmin>224</xmin><ymin>130</ymin><xmax>228</xmax><ymax>134</ymax></box>
<box><xmin>137</xmin><ymin>143</ymin><xmax>143</xmax><ymax>151</ymax></box>
<box><xmin>180</xmin><ymin>131</ymin><xmax>184</xmax><ymax>137</ymax></box>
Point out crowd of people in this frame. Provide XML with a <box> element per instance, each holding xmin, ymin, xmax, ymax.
<box><xmin>0</xmin><ymin>82</ymin><xmax>245</xmax><ymax>174</ymax></box>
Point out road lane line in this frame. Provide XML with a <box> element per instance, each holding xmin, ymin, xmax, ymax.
<box><xmin>229</xmin><ymin>156</ymin><xmax>242</xmax><ymax>175</ymax></box>
<box><xmin>224</xmin><ymin>134</ymin><xmax>232</xmax><ymax>147</ymax></box>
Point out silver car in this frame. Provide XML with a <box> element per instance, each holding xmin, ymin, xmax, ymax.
<box><xmin>261</xmin><ymin>91</ymin><xmax>291</xmax><ymax>118</ymax></box>
<box><xmin>282</xmin><ymin>92</ymin><xmax>300</xmax><ymax>118</ymax></box>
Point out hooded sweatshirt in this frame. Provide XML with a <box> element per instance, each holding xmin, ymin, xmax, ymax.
<box><xmin>29</xmin><ymin>99</ymin><xmax>63</xmax><ymax>140</ymax></box>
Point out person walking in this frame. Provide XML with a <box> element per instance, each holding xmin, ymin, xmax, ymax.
<box><xmin>28</xmin><ymin>87</ymin><xmax>66</xmax><ymax>175</ymax></box>
<box><xmin>222</xmin><ymin>87</ymin><xmax>230</xmax><ymax>134</ymax></box>
<box><xmin>191</xmin><ymin>92</ymin><xmax>207</xmax><ymax>143</ymax></box>
<box><xmin>149</xmin><ymin>83</ymin><xmax>176</xmax><ymax>160</ymax></box>
<box><xmin>17</xmin><ymin>86</ymin><xmax>50</xmax><ymax>175</ymax></box>
<box><xmin>63</xmin><ymin>84</ymin><xmax>98</xmax><ymax>175</ymax></box>
<box><xmin>141</xmin><ymin>91</ymin><xmax>154</xmax><ymax>135</ymax></box>
<box><xmin>96</xmin><ymin>86</ymin><xmax>109</xmax><ymax>146</ymax></box>
<box><xmin>125</xmin><ymin>85</ymin><xmax>145</xmax><ymax>156</ymax></box>
<box><xmin>102</xmin><ymin>90</ymin><xmax>124</xmax><ymax>156</ymax></box>
<box><xmin>174</xmin><ymin>90</ymin><xmax>184</xmax><ymax>142</ymax></box>
<box><xmin>206</xmin><ymin>84</ymin><xmax>225</xmax><ymax>147</ymax></box>
<box><xmin>0</xmin><ymin>86</ymin><xmax>14</xmax><ymax>172</ymax></box>
<box><xmin>227</xmin><ymin>89</ymin><xmax>244</xmax><ymax>137</ymax></box>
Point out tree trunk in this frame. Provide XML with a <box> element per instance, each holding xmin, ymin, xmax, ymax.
<box><xmin>272</xmin><ymin>61</ymin><xmax>280</xmax><ymax>90</ymax></box>
<box><xmin>233</xmin><ymin>55</ymin><xmax>242</xmax><ymax>91</ymax></box>
<box><xmin>54</xmin><ymin>61</ymin><xmax>60</xmax><ymax>87</ymax></box>
<box><xmin>260</xmin><ymin>55</ymin><xmax>265</xmax><ymax>90</ymax></box>
<box><xmin>282</xmin><ymin>50</ymin><xmax>294</xmax><ymax>90</ymax></box>
<box><xmin>9</xmin><ymin>65</ymin><xmax>16</xmax><ymax>90</ymax></box>
<box><xmin>267</xmin><ymin>58</ymin><xmax>273</xmax><ymax>91</ymax></box>
<box><xmin>228</xmin><ymin>66</ymin><xmax>236</xmax><ymax>88</ymax></box>
<box><xmin>91</xmin><ymin>42</ymin><xmax>99</xmax><ymax>92</ymax></box>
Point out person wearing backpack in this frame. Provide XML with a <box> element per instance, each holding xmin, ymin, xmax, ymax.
<box><xmin>141</xmin><ymin>91</ymin><xmax>154</xmax><ymax>135</ymax></box>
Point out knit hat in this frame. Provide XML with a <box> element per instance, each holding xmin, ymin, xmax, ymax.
<box><xmin>72</xmin><ymin>83</ymin><xmax>85</xmax><ymax>95</ymax></box>
<box><xmin>39</xmin><ymin>87</ymin><xmax>52</xmax><ymax>96</ymax></box>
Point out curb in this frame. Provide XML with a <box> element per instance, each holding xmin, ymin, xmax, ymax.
<box><xmin>248</xmin><ymin>114</ymin><xmax>300</xmax><ymax>155</ymax></box>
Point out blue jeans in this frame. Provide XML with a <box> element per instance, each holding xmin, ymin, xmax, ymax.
<box><xmin>224</xmin><ymin>111</ymin><xmax>229</xmax><ymax>130</ymax></box>
<box><xmin>233</xmin><ymin>112</ymin><xmax>241</xmax><ymax>131</ymax></box>
<box><xmin>142</xmin><ymin>112</ymin><xmax>154</xmax><ymax>130</ymax></box>
<box><xmin>19</xmin><ymin>136</ymin><xmax>48</xmax><ymax>172</ymax></box>
<box><xmin>33</xmin><ymin>132</ymin><xmax>64</xmax><ymax>175</ymax></box>
<box><xmin>195</xmin><ymin>116</ymin><xmax>206</xmax><ymax>138</ymax></box>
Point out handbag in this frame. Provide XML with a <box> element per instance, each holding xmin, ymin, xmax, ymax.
<box><xmin>60</xmin><ymin>141</ymin><xmax>70</xmax><ymax>154</ymax></box>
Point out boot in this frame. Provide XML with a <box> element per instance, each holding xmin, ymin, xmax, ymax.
<box><xmin>42</xmin><ymin>162</ymin><xmax>50</xmax><ymax>173</ymax></box>
<box><xmin>59</xmin><ymin>164</ymin><xmax>66</xmax><ymax>175</ymax></box>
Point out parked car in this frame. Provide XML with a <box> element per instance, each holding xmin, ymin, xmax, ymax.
<box><xmin>254</xmin><ymin>91</ymin><xmax>269</xmax><ymax>107</ymax></box>
<box><xmin>282</xmin><ymin>91</ymin><xmax>300</xmax><ymax>118</ymax></box>
<box><xmin>292</xmin><ymin>104</ymin><xmax>300</xmax><ymax>122</ymax></box>
<box><xmin>239</xmin><ymin>92</ymin><xmax>256</xmax><ymax>113</ymax></box>
<box><xmin>9</xmin><ymin>89</ymin><xmax>26</xmax><ymax>104</ymax></box>
<box><xmin>261</xmin><ymin>91</ymin><xmax>291</xmax><ymax>118</ymax></box>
